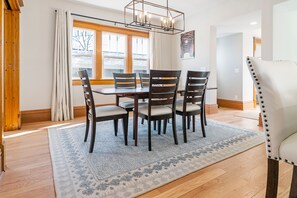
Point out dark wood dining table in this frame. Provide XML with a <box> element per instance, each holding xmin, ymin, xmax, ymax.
<box><xmin>92</xmin><ymin>87</ymin><xmax>217</xmax><ymax>146</ymax></box>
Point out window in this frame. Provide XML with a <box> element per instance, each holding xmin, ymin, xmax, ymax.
<box><xmin>132</xmin><ymin>37</ymin><xmax>149</xmax><ymax>76</ymax></box>
<box><xmin>72</xmin><ymin>28</ymin><xmax>95</xmax><ymax>78</ymax></box>
<box><xmin>102</xmin><ymin>32</ymin><xmax>127</xmax><ymax>78</ymax></box>
<box><xmin>72</xmin><ymin>21</ymin><xmax>149</xmax><ymax>84</ymax></box>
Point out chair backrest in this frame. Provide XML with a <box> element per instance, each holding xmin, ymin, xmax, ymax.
<box><xmin>139</xmin><ymin>73</ymin><xmax>149</xmax><ymax>88</ymax></box>
<box><xmin>183</xmin><ymin>71</ymin><xmax>210</xmax><ymax>111</ymax></box>
<box><xmin>247</xmin><ymin>57</ymin><xmax>297</xmax><ymax>160</ymax></box>
<box><xmin>78</xmin><ymin>70</ymin><xmax>96</xmax><ymax>116</ymax></box>
<box><xmin>113</xmin><ymin>73</ymin><xmax>137</xmax><ymax>89</ymax></box>
<box><xmin>148</xmin><ymin>70</ymin><xmax>181</xmax><ymax>114</ymax></box>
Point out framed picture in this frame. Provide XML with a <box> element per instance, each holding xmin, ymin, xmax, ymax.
<box><xmin>180</xmin><ymin>30</ymin><xmax>195</xmax><ymax>59</ymax></box>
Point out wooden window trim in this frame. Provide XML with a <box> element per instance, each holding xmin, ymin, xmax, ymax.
<box><xmin>72</xmin><ymin>20</ymin><xmax>149</xmax><ymax>86</ymax></box>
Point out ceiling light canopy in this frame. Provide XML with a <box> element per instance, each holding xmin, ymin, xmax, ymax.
<box><xmin>124</xmin><ymin>0</ymin><xmax>185</xmax><ymax>35</ymax></box>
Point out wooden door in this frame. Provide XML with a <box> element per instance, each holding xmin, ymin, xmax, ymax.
<box><xmin>4</xmin><ymin>9</ymin><xmax>20</xmax><ymax>131</ymax></box>
<box><xmin>253</xmin><ymin>37</ymin><xmax>261</xmax><ymax>108</ymax></box>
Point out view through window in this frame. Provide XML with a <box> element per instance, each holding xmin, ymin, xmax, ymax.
<box><xmin>72</xmin><ymin>21</ymin><xmax>149</xmax><ymax>83</ymax></box>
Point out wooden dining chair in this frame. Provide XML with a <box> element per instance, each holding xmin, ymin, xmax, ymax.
<box><xmin>138</xmin><ymin>70</ymin><xmax>181</xmax><ymax>151</ymax></box>
<box><xmin>175</xmin><ymin>71</ymin><xmax>210</xmax><ymax>143</ymax></box>
<box><xmin>247</xmin><ymin>57</ymin><xmax>297</xmax><ymax>198</ymax></box>
<box><xmin>78</xmin><ymin>70</ymin><xmax>128</xmax><ymax>153</ymax></box>
<box><xmin>139</xmin><ymin>73</ymin><xmax>149</xmax><ymax>88</ymax></box>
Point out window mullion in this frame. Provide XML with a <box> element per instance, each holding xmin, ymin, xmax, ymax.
<box><xmin>127</xmin><ymin>35</ymin><xmax>132</xmax><ymax>73</ymax></box>
<box><xmin>96</xmin><ymin>30</ymin><xmax>102</xmax><ymax>80</ymax></box>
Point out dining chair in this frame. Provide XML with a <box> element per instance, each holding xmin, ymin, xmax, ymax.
<box><xmin>246</xmin><ymin>57</ymin><xmax>297</xmax><ymax>198</ymax></box>
<box><xmin>138</xmin><ymin>70</ymin><xmax>181</xmax><ymax>151</ymax></box>
<box><xmin>78</xmin><ymin>70</ymin><xmax>128</xmax><ymax>153</ymax></box>
<box><xmin>113</xmin><ymin>73</ymin><xmax>137</xmax><ymax>135</ymax></box>
<box><xmin>175</xmin><ymin>71</ymin><xmax>210</xmax><ymax>143</ymax></box>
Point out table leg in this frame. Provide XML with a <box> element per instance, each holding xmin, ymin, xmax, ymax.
<box><xmin>133</xmin><ymin>94</ymin><xmax>139</xmax><ymax>146</ymax></box>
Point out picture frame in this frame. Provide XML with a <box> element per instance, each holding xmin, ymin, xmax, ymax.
<box><xmin>180</xmin><ymin>30</ymin><xmax>195</xmax><ymax>59</ymax></box>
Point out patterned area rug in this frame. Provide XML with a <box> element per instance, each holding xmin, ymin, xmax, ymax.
<box><xmin>48</xmin><ymin>119</ymin><xmax>264</xmax><ymax>198</ymax></box>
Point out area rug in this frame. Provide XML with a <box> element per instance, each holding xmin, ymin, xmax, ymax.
<box><xmin>48</xmin><ymin>119</ymin><xmax>265</xmax><ymax>198</ymax></box>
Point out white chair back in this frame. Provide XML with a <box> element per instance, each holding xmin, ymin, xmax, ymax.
<box><xmin>247</xmin><ymin>57</ymin><xmax>297</xmax><ymax>160</ymax></box>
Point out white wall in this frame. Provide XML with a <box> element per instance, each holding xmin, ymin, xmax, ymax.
<box><xmin>217</xmin><ymin>33</ymin><xmax>243</xmax><ymax>101</ymax></box>
<box><xmin>20</xmin><ymin>0</ymin><xmax>172</xmax><ymax>111</ymax></box>
<box><xmin>273</xmin><ymin>0</ymin><xmax>297</xmax><ymax>62</ymax></box>
<box><xmin>172</xmin><ymin>0</ymin><xmax>287</xmax><ymax>105</ymax></box>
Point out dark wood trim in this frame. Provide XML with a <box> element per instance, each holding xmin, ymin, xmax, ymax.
<box><xmin>290</xmin><ymin>165</ymin><xmax>297</xmax><ymax>198</ymax></box>
<box><xmin>217</xmin><ymin>99</ymin><xmax>254</xmax><ymax>110</ymax></box>
<box><xmin>21</xmin><ymin>104</ymin><xmax>115</xmax><ymax>124</ymax></box>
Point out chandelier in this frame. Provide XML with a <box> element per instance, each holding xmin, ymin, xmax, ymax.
<box><xmin>124</xmin><ymin>0</ymin><xmax>185</xmax><ymax>35</ymax></box>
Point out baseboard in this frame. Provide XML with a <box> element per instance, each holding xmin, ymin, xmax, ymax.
<box><xmin>217</xmin><ymin>99</ymin><xmax>254</xmax><ymax>110</ymax></box>
<box><xmin>21</xmin><ymin>104</ymin><xmax>115</xmax><ymax>124</ymax></box>
<box><xmin>205</xmin><ymin>104</ymin><xmax>218</xmax><ymax>114</ymax></box>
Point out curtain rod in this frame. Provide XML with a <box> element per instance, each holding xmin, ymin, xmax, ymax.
<box><xmin>55</xmin><ymin>10</ymin><xmax>150</xmax><ymax>32</ymax></box>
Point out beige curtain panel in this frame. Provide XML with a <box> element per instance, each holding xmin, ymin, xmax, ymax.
<box><xmin>51</xmin><ymin>10</ymin><xmax>74</xmax><ymax>121</ymax></box>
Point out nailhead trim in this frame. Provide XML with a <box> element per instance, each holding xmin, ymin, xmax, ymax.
<box><xmin>247</xmin><ymin>57</ymin><xmax>297</xmax><ymax>165</ymax></box>
<box><xmin>246</xmin><ymin>57</ymin><xmax>273</xmax><ymax>156</ymax></box>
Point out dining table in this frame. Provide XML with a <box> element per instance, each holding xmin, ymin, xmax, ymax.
<box><xmin>92</xmin><ymin>87</ymin><xmax>217</xmax><ymax>146</ymax></box>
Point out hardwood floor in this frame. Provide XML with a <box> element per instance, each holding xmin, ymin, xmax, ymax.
<box><xmin>0</xmin><ymin>108</ymin><xmax>292</xmax><ymax>198</ymax></box>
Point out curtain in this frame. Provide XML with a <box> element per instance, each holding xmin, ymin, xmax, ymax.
<box><xmin>149</xmin><ymin>31</ymin><xmax>163</xmax><ymax>69</ymax></box>
<box><xmin>51</xmin><ymin>10</ymin><xmax>74</xmax><ymax>121</ymax></box>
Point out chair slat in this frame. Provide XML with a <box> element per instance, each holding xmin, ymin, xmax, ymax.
<box><xmin>151</xmin><ymin>98</ymin><xmax>174</xmax><ymax>106</ymax></box>
<box><xmin>151</xmin><ymin>78</ymin><xmax>178</xmax><ymax>85</ymax></box>
<box><xmin>113</xmin><ymin>73</ymin><xmax>137</xmax><ymax>89</ymax></box>
<box><xmin>188</xmin><ymin>78</ymin><xmax>207</xmax><ymax>84</ymax></box>
<box><xmin>114</xmin><ymin>78</ymin><xmax>136</xmax><ymax>83</ymax></box>
<box><xmin>151</xmin><ymin>93</ymin><xmax>174</xmax><ymax>99</ymax></box>
<box><xmin>186</xmin><ymin>91</ymin><xmax>204</xmax><ymax>97</ymax></box>
<box><xmin>188</xmin><ymin>71</ymin><xmax>210</xmax><ymax>78</ymax></box>
<box><xmin>150</xmin><ymin>86</ymin><xmax>176</xmax><ymax>93</ymax></box>
<box><xmin>187</xmin><ymin>85</ymin><xmax>206</xmax><ymax>91</ymax></box>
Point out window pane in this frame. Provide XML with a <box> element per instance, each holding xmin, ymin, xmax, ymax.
<box><xmin>72</xmin><ymin>28</ymin><xmax>95</xmax><ymax>78</ymax></box>
<box><xmin>132</xmin><ymin>37</ymin><xmax>149</xmax><ymax>76</ymax></box>
<box><xmin>102</xmin><ymin>32</ymin><xmax>127</xmax><ymax>79</ymax></box>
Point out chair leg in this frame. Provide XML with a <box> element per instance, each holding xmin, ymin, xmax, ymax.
<box><xmin>158</xmin><ymin>120</ymin><xmax>161</xmax><ymax>135</ymax></box>
<box><xmin>200</xmin><ymin>113</ymin><xmax>206</xmax><ymax>137</ymax></box>
<box><xmin>154</xmin><ymin>120</ymin><xmax>156</xmax><ymax>131</ymax></box>
<box><xmin>172</xmin><ymin>114</ymin><xmax>178</xmax><ymax>145</ymax></box>
<box><xmin>113</xmin><ymin>119</ymin><xmax>118</xmax><ymax>136</ymax></box>
<box><xmin>265</xmin><ymin>159</ymin><xmax>279</xmax><ymax>198</ymax></box>
<box><xmin>84</xmin><ymin>117</ymin><xmax>90</xmax><ymax>142</ymax></box>
<box><xmin>204</xmin><ymin>107</ymin><xmax>207</xmax><ymax>126</ymax></box>
<box><xmin>122</xmin><ymin>115</ymin><xmax>128</xmax><ymax>146</ymax></box>
<box><xmin>141</xmin><ymin>118</ymin><xmax>144</xmax><ymax>125</ymax></box>
<box><xmin>187</xmin><ymin>115</ymin><xmax>191</xmax><ymax>129</ymax></box>
<box><xmin>89</xmin><ymin>121</ymin><xmax>96</xmax><ymax>153</ymax></box>
<box><xmin>182</xmin><ymin>115</ymin><xmax>187</xmax><ymax>143</ymax></box>
<box><xmin>163</xmin><ymin>119</ymin><xmax>167</xmax><ymax>134</ymax></box>
<box><xmin>289</xmin><ymin>165</ymin><xmax>297</xmax><ymax>198</ymax></box>
<box><xmin>148</xmin><ymin>120</ymin><xmax>152</xmax><ymax>151</ymax></box>
<box><xmin>192</xmin><ymin>115</ymin><xmax>195</xmax><ymax>132</ymax></box>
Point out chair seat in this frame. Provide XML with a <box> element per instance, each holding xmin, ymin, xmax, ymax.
<box><xmin>279</xmin><ymin>132</ymin><xmax>297</xmax><ymax>164</ymax></box>
<box><xmin>139</xmin><ymin>105</ymin><xmax>172</xmax><ymax>116</ymax></box>
<box><xmin>119</xmin><ymin>101</ymin><xmax>147</xmax><ymax>109</ymax></box>
<box><xmin>119</xmin><ymin>101</ymin><xmax>134</xmax><ymax>109</ymax></box>
<box><xmin>92</xmin><ymin>105</ymin><xmax>127</xmax><ymax>118</ymax></box>
<box><xmin>176</xmin><ymin>103</ymin><xmax>201</xmax><ymax>112</ymax></box>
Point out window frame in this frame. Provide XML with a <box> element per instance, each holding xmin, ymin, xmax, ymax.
<box><xmin>72</xmin><ymin>20</ymin><xmax>149</xmax><ymax>85</ymax></box>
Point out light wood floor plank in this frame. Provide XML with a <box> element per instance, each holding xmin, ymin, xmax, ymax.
<box><xmin>0</xmin><ymin>108</ymin><xmax>292</xmax><ymax>198</ymax></box>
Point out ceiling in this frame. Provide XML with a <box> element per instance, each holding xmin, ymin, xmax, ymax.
<box><xmin>68</xmin><ymin>0</ymin><xmax>262</xmax><ymax>37</ymax></box>
<box><xmin>69</xmin><ymin>0</ymin><xmax>227</xmax><ymax>15</ymax></box>
<box><xmin>216</xmin><ymin>10</ymin><xmax>262</xmax><ymax>38</ymax></box>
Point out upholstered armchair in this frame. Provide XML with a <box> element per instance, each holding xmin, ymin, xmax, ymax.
<box><xmin>246</xmin><ymin>57</ymin><xmax>297</xmax><ymax>198</ymax></box>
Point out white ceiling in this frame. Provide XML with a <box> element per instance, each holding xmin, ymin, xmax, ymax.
<box><xmin>68</xmin><ymin>0</ymin><xmax>262</xmax><ymax>37</ymax></box>
<box><xmin>216</xmin><ymin>10</ymin><xmax>262</xmax><ymax>38</ymax></box>
<box><xmin>68</xmin><ymin>0</ymin><xmax>227</xmax><ymax>15</ymax></box>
